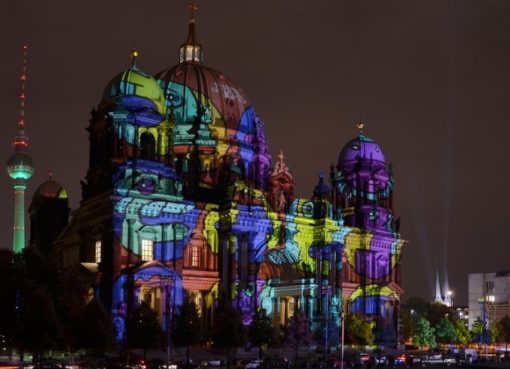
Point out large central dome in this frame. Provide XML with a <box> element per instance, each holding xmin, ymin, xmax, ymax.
<box><xmin>157</xmin><ymin>62</ymin><xmax>251</xmax><ymax>139</ymax></box>
<box><xmin>154</xmin><ymin>18</ymin><xmax>272</xmax><ymax>192</ymax></box>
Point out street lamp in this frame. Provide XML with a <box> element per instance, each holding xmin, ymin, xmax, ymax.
<box><xmin>340</xmin><ymin>304</ymin><xmax>345</xmax><ymax>369</ymax></box>
<box><xmin>447</xmin><ymin>290</ymin><xmax>453</xmax><ymax>307</ymax></box>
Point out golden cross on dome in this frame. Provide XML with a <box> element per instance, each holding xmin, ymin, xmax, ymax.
<box><xmin>357</xmin><ymin>121</ymin><xmax>365</xmax><ymax>134</ymax></box>
<box><xmin>130</xmin><ymin>44</ymin><xmax>139</xmax><ymax>66</ymax></box>
<box><xmin>278</xmin><ymin>149</ymin><xmax>284</xmax><ymax>164</ymax></box>
<box><xmin>189</xmin><ymin>2</ymin><xmax>198</xmax><ymax>22</ymax></box>
<box><xmin>48</xmin><ymin>169</ymin><xmax>53</xmax><ymax>180</ymax></box>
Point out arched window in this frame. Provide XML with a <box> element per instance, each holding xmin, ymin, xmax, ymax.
<box><xmin>95</xmin><ymin>240</ymin><xmax>102</xmax><ymax>263</ymax></box>
<box><xmin>141</xmin><ymin>239</ymin><xmax>154</xmax><ymax>261</ymax></box>
<box><xmin>191</xmin><ymin>245</ymin><xmax>200</xmax><ymax>268</ymax></box>
<box><xmin>140</xmin><ymin>132</ymin><xmax>156</xmax><ymax>161</ymax></box>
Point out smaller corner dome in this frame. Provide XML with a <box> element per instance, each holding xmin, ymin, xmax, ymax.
<box><xmin>33</xmin><ymin>179</ymin><xmax>68</xmax><ymax>199</ymax></box>
<box><xmin>338</xmin><ymin>134</ymin><xmax>385</xmax><ymax>166</ymax></box>
<box><xmin>313</xmin><ymin>173</ymin><xmax>330</xmax><ymax>197</ymax></box>
<box><xmin>103</xmin><ymin>65</ymin><xmax>166</xmax><ymax>116</ymax></box>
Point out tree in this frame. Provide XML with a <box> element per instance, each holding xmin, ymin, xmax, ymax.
<box><xmin>77</xmin><ymin>299</ymin><xmax>117</xmax><ymax>357</ymax></box>
<box><xmin>344</xmin><ymin>313</ymin><xmax>374</xmax><ymax>346</ymax></box>
<box><xmin>435</xmin><ymin>317</ymin><xmax>457</xmax><ymax>344</ymax></box>
<box><xmin>16</xmin><ymin>287</ymin><xmax>62</xmax><ymax>365</ymax></box>
<box><xmin>212</xmin><ymin>305</ymin><xmax>246</xmax><ymax>369</ymax></box>
<box><xmin>454</xmin><ymin>320</ymin><xmax>471</xmax><ymax>345</ymax></box>
<box><xmin>413</xmin><ymin>318</ymin><xmax>436</xmax><ymax>351</ymax></box>
<box><xmin>285</xmin><ymin>310</ymin><xmax>314</xmax><ymax>368</ymax></box>
<box><xmin>499</xmin><ymin>316</ymin><xmax>510</xmax><ymax>357</ymax></box>
<box><xmin>0</xmin><ymin>250</ymin><xmax>18</xmax><ymax>349</ymax></box>
<box><xmin>125</xmin><ymin>301</ymin><xmax>164</xmax><ymax>363</ymax></box>
<box><xmin>490</xmin><ymin>321</ymin><xmax>501</xmax><ymax>343</ymax></box>
<box><xmin>53</xmin><ymin>267</ymin><xmax>93</xmax><ymax>352</ymax></box>
<box><xmin>248</xmin><ymin>309</ymin><xmax>275</xmax><ymax>361</ymax></box>
<box><xmin>405</xmin><ymin>296</ymin><xmax>428</xmax><ymax>319</ymax></box>
<box><xmin>12</xmin><ymin>248</ymin><xmax>63</xmax><ymax>363</ymax></box>
<box><xmin>471</xmin><ymin>318</ymin><xmax>484</xmax><ymax>343</ymax></box>
<box><xmin>426</xmin><ymin>303</ymin><xmax>451</xmax><ymax>327</ymax></box>
<box><xmin>401</xmin><ymin>307</ymin><xmax>414</xmax><ymax>343</ymax></box>
<box><xmin>314</xmin><ymin>316</ymin><xmax>340</xmax><ymax>350</ymax></box>
<box><xmin>172</xmin><ymin>294</ymin><xmax>203</xmax><ymax>363</ymax></box>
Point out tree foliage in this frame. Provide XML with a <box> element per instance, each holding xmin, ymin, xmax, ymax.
<box><xmin>77</xmin><ymin>299</ymin><xmax>117</xmax><ymax>356</ymax></box>
<box><xmin>212</xmin><ymin>305</ymin><xmax>245</xmax><ymax>369</ymax></box>
<box><xmin>499</xmin><ymin>316</ymin><xmax>510</xmax><ymax>343</ymax></box>
<box><xmin>285</xmin><ymin>310</ymin><xmax>313</xmax><ymax>368</ymax></box>
<box><xmin>490</xmin><ymin>321</ymin><xmax>501</xmax><ymax>343</ymax></box>
<box><xmin>471</xmin><ymin>318</ymin><xmax>486</xmax><ymax>343</ymax></box>
<box><xmin>454</xmin><ymin>320</ymin><xmax>471</xmax><ymax>345</ymax></box>
<box><xmin>413</xmin><ymin>318</ymin><xmax>436</xmax><ymax>349</ymax></box>
<box><xmin>172</xmin><ymin>294</ymin><xmax>203</xmax><ymax>362</ymax></box>
<box><xmin>2</xmin><ymin>247</ymin><xmax>98</xmax><ymax>359</ymax></box>
<box><xmin>427</xmin><ymin>303</ymin><xmax>451</xmax><ymax>327</ymax></box>
<box><xmin>16</xmin><ymin>286</ymin><xmax>62</xmax><ymax>356</ymax></box>
<box><xmin>435</xmin><ymin>317</ymin><xmax>456</xmax><ymax>344</ymax></box>
<box><xmin>248</xmin><ymin>309</ymin><xmax>276</xmax><ymax>360</ymax></box>
<box><xmin>125</xmin><ymin>301</ymin><xmax>164</xmax><ymax>362</ymax></box>
<box><xmin>405</xmin><ymin>296</ymin><xmax>428</xmax><ymax>318</ymax></box>
<box><xmin>401</xmin><ymin>307</ymin><xmax>414</xmax><ymax>342</ymax></box>
<box><xmin>344</xmin><ymin>313</ymin><xmax>374</xmax><ymax>346</ymax></box>
<box><xmin>314</xmin><ymin>315</ymin><xmax>340</xmax><ymax>348</ymax></box>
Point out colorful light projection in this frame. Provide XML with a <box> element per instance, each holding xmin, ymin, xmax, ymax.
<box><xmin>331</xmin><ymin>124</ymin><xmax>403</xmax><ymax>327</ymax></box>
<box><xmin>156</xmin><ymin>63</ymin><xmax>272</xmax><ymax>190</ymax></box>
<box><xmin>90</xmin><ymin>36</ymin><xmax>403</xmax><ymax>342</ymax></box>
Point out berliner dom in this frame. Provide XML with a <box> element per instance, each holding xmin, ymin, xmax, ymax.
<box><xmin>22</xmin><ymin>8</ymin><xmax>406</xmax><ymax>345</ymax></box>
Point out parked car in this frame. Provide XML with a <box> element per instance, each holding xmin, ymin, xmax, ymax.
<box><xmin>33</xmin><ymin>361</ymin><xmax>65</xmax><ymax>369</ymax></box>
<box><xmin>245</xmin><ymin>360</ymin><xmax>261</xmax><ymax>369</ymax></box>
<box><xmin>203</xmin><ymin>359</ymin><xmax>223</xmax><ymax>368</ymax></box>
<box><xmin>263</xmin><ymin>358</ymin><xmax>289</xmax><ymax>369</ymax></box>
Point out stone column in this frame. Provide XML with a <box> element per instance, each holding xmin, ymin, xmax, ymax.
<box><xmin>219</xmin><ymin>234</ymin><xmax>230</xmax><ymax>303</ymax></box>
<box><xmin>126</xmin><ymin>218</ymin><xmax>135</xmax><ymax>265</ymax></box>
<box><xmin>229</xmin><ymin>234</ymin><xmax>238</xmax><ymax>302</ymax></box>
<box><xmin>272</xmin><ymin>297</ymin><xmax>279</xmax><ymax>326</ymax></box>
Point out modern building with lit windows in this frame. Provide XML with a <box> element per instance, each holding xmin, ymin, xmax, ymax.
<box><xmin>468</xmin><ymin>271</ymin><xmax>510</xmax><ymax>330</ymax></box>
<box><xmin>26</xmin><ymin>13</ymin><xmax>406</xmax><ymax>345</ymax></box>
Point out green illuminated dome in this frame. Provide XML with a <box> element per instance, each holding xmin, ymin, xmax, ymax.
<box><xmin>33</xmin><ymin>179</ymin><xmax>67</xmax><ymax>199</ymax></box>
<box><xmin>6</xmin><ymin>152</ymin><xmax>35</xmax><ymax>181</ymax></box>
<box><xmin>103</xmin><ymin>64</ymin><xmax>166</xmax><ymax>115</ymax></box>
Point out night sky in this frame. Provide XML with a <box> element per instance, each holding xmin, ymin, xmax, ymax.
<box><xmin>1</xmin><ymin>1</ymin><xmax>510</xmax><ymax>306</ymax></box>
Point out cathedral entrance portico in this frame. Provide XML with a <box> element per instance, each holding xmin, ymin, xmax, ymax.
<box><xmin>261</xmin><ymin>278</ymin><xmax>317</xmax><ymax>328</ymax></box>
<box><xmin>111</xmin><ymin>261</ymin><xmax>183</xmax><ymax>341</ymax></box>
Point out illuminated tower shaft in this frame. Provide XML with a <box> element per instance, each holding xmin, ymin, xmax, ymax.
<box><xmin>13</xmin><ymin>183</ymin><xmax>27</xmax><ymax>252</ymax></box>
<box><xmin>6</xmin><ymin>45</ymin><xmax>35</xmax><ymax>253</ymax></box>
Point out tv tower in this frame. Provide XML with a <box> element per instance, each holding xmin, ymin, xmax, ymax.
<box><xmin>6</xmin><ymin>45</ymin><xmax>35</xmax><ymax>253</ymax></box>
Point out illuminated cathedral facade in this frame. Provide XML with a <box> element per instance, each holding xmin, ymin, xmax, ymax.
<box><xmin>35</xmin><ymin>15</ymin><xmax>406</xmax><ymax>344</ymax></box>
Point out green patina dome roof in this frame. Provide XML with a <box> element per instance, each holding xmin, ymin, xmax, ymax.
<box><xmin>33</xmin><ymin>179</ymin><xmax>67</xmax><ymax>199</ymax></box>
<box><xmin>103</xmin><ymin>65</ymin><xmax>166</xmax><ymax>115</ymax></box>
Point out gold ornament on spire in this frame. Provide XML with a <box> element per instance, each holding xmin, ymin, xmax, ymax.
<box><xmin>130</xmin><ymin>46</ymin><xmax>139</xmax><ymax>66</ymax></box>
<box><xmin>357</xmin><ymin>121</ymin><xmax>364</xmax><ymax>134</ymax></box>
<box><xmin>189</xmin><ymin>2</ymin><xmax>198</xmax><ymax>22</ymax></box>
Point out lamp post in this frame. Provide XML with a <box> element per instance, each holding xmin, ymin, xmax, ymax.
<box><xmin>340</xmin><ymin>303</ymin><xmax>345</xmax><ymax>369</ymax></box>
<box><xmin>159</xmin><ymin>275</ymin><xmax>172</xmax><ymax>369</ymax></box>
<box><xmin>447</xmin><ymin>290</ymin><xmax>453</xmax><ymax>307</ymax></box>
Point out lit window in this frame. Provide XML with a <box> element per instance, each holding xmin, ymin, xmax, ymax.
<box><xmin>95</xmin><ymin>241</ymin><xmax>101</xmax><ymax>263</ymax></box>
<box><xmin>141</xmin><ymin>239</ymin><xmax>153</xmax><ymax>261</ymax></box>
<box><xmin>191</xmin><ymin>245</ymin><xmax>199</xmax><ymax>267</ymax></box>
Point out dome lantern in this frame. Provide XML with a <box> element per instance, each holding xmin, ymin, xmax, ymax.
<box><xmin>179</xmin><ymin>2</ymin><xmax>203</xmax><ymax>64</ymax></box>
